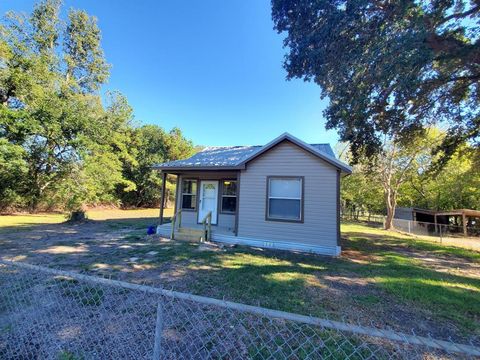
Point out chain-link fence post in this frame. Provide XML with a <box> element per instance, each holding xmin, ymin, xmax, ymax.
<box><xmin>2</xmin><ymin>260</ymin><xmax>480</xmax><ymax>359</ymax></box>
<box><xmin>152</xmin><ymin>300</ymin><xmax>164</xmax><ymax>360</ymax></box>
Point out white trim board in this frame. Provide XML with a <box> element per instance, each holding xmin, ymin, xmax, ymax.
<box><xmin>214</xmin><ymin>234</ymin><xmax>340</xmax><ymax>257</ymax></box>
<box><xmin>156</xmin><ymin>226</ymin><xmax>340</xmax><ymax>257</ymax></box>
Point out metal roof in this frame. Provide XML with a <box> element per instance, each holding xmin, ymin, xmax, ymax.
<box><xmin>154</xmin><ymin>145</ymin><xmax>263</xmax><ymax>168</ymax></box>
<box><xmin>153</xmin><ymin>133</ymin><xmax>352</xmax><ymax>173</ymax></box>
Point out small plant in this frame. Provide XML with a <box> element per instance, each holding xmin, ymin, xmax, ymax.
<box><xmin>58</xmin><ymin>350</ymin><xmax>83</xmax><ymax>360</ymax></box>
<box><xmin>62</xmin><ymin>285</ymin><xmax>104</xmax><ymax>307</ymax></box>
<box><xmin>67</xmin><ymin>210</ymin><xmax>88</xmax><ymax>222</ymax></box>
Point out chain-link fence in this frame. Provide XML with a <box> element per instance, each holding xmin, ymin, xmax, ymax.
<box><xmin>341</xmin><ymin>211</ymin><xmax>480</xmax><ymax>250</ymax></box>
<box><xmin>392</xmin><ymin>218</ymin><xmax>480</xmax><ymax>250</ymax></box>
<box><xmin>341</xmin><ymin>212</ymin><xmax>386</xmax><ymax>225</ymax></box>
<box><xmin>1</xmin><ymin>260</ymin><xmax>479</xmax><ymax>359</ymax></box>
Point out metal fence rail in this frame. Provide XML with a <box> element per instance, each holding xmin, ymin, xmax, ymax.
<box><xmin>1</xmin><ymin>260</ymin><xmax>479</xmax><ymax>359</ymax></box>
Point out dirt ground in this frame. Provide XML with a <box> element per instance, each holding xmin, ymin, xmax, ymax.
<box><xmin>1</xmin><ymin>218</ymin><xmax>479</xmax><ymax>345</ymax></box>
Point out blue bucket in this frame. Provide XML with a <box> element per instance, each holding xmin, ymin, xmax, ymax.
<box><xmin>147</xmin><ymin>225</ymin><xmax>156</xmax><ymax>235</ymax></box>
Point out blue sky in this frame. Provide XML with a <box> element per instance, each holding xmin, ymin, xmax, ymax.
<box><xmin>2</xmin><ymin>0</ymin><xmax>338</xmax><ymax>147</ymax></box>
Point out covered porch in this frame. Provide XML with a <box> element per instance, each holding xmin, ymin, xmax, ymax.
<box><xmin>157</xmin><ymin>170</ymin><xmax>240</xmax><ymax>241</ymax></box>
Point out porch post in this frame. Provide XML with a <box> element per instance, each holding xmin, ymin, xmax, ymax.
<box><xmin>159</xmin><ymin>171</ymin><xmax>167</xmax><ymax>225</ymax></box>
<box><xmin>234</xmin><ymin>171</ymin><xmax>240</xmax><ymax>236</ymax></box>
<box><xmin>173</xmin><ymin>174</ymin><xmax>179</xmax><ymax>216</ymax></box>
<box><xmin>336</xmin><ymin>170</ymin><xmax>341</xmax><ymax>248</ymax></box>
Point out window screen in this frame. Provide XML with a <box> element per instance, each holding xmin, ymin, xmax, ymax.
<box><xmin>267</xmin><ymin>177</ymin><xmax>302</xmax><ymax>221</ymax></box>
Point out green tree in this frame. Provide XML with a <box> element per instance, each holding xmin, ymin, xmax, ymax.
<box><xmin>341</xmin><ymin>168</ymin><xmax>384</xmax><ymax>219</ymax></box>
<box><xmin>339</xmin><ymin>130</ymin><xmax>440</xmax><ymax>229</ymax></box>
<box><xmin>0</xmin><ymin>0</ymin><xmax>131</xmax><ymax>212</ymax></box>
<box><xmin>64</xmin><ymin>9</ymin><xmax>109</xmax><ymax>92</ymax></box>
<box><xmin>0</xmin><ymin>139</ymin><xmax>28</xmax><ymax>209</ymax></box>
<box><xmin>272</xmin><ymin>0</ymin><xmax>480</xmax><ymax>164</ymax></box>
<box><xmin>120</xmin><ymin>126</ymin><xmax>193</xmax><ymax>208</ymax></box>
<box><xmin>403</xmin><ymin>144</ymin><xmax>480</xmax><ymax>210</ymax></box>
<box><xmin>1</xmin><ymin>0</ymin><xmax>195</xmax><ymax>213</ymax></box>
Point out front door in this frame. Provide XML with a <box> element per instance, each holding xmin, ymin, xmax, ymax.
<box><xmin>198</xmin><ymin>181</ymin><xmax>218</xmax><ymax>225</ymax></box>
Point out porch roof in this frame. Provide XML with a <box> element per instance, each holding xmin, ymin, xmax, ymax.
<box><xmin>153</xmin><ymin>133</ymin><xmax>352</xmax><ymax>173</ymax></box>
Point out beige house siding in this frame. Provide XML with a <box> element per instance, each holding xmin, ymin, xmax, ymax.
<box><xmin>237</xmin><ymin>140</ymin><xmax>338</xmax><ymax>250</ymax></box>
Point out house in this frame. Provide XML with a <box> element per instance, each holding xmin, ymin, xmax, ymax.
<box><xmin>154</xmin><ymin>133</ymin><xmax>352</xmax><ymax>256</ymax></box>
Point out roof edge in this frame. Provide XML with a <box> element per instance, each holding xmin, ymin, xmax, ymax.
<box><xmin>152</xmin><ymin>165</ymin><xmax>245</xmax><ymax>172</ymax></box>
<box><xmin>238</xmin><ymin>132</ymin><xmax>352</xmax><ymax>174</ymax></box>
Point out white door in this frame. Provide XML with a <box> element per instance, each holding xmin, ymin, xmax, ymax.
<box><xmin>198</xmin><ymin>181</ymin><xmax>218</xmax><ymax>225</ymax></box>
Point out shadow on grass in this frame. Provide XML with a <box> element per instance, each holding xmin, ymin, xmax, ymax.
<box><xmin>0</xmin><ymin>215</ymin><xmax>170</xmax><ymax>234</ymax></box>
<box><xmin>68</xmin><ymin>234</ymin><xmax>480</xmax><ymax>334</ymax></box>
<box><xmin>343</xmin><ymin>231</ymin><xmax>480</xmax><ymax>261</ymax></box>
<box><xmin>1</xmin><ymin>218</ymin><xmax>480</xmax><ymax>336</ymax></box>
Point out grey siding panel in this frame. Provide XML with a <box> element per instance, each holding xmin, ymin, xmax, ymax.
<box><xmin>176</xmin><ymin>173</ymin><xmax>238</xmax><ymax>228</ymax></box>
<box><xmin>218</xmin><ymin>214</ymin><xmax>235</xmax><ymax>230</ymax></box>
<box><xmin>238</xmin><ymin>141</ymin><xmax>338</xmax><ymax>248</ymax></box>
<box><xmin>181</xmin><ymin>211</ymin><xmax>197</xmax><ymax>227</ymax></box>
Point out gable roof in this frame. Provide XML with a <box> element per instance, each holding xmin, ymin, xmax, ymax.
<box><xmin>153</xmin><ymin>132</ymin><xmax>352</xmax><ymax>173</ymax></box>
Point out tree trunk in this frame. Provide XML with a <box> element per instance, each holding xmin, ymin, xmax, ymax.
<box><xmin>384</xmin><ymin>188</ymin><xmax>397</xmax><ymax>230</ymax></box>
<box><xmin>385</xmin><ymin>206</ymin><xmax>395</xmax><ymax>230</ymax></box>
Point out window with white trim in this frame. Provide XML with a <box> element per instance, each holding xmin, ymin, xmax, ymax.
<box><xmin>221</xmin><ymin>180</ymin><xmax>237</xmax><ymax>213</ymax></box>
<box><xmin>181</xmin><ymin>179</ymin><xmax>197</xmax><ymax>210</ymax></box>
<box><xmin>267</xmin><ymin>177</ymin><xmax>303</xmax><ymax>221</ymax></box>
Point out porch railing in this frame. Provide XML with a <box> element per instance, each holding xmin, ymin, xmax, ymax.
<box><xmin>201</xmin><ymin>211</ymin><xmax>212</xmax><ymax>242</ymax></box>
<box><xmin>170</xmin><ymin>209</ymin><xmax>182</xmax><ymax>240</ymax></box>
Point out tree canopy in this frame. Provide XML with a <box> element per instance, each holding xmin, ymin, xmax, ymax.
<box><xmin>340</xmin><ymin>129</ymin><xmax>480</xmax><ymax>227</ymax></box>
<box><xmin>0</xmin><ymin>0</ymin><xmax>193</xmax><ymax>213</ymax></box>
<box><xmin>272</xmin><ymin>0</ymin><xmax>480</xmax><ymax>164</ymax></box>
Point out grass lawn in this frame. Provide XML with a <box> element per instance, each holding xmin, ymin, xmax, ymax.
<box><xmin>0</xmin><ymin>208</ymin><xmax>173</xmax><ymax>230</ymax></box>
<box><xmin>145</xmin><ymin>222</ymin><xmax>479</xmax><ymax>336</ymax></box>
<box><xmin>0</xmin><ymin>212</ymin><xmax>479</xmax><ymax>340</ymax></box>
<box><xmin>341</xmin><ymin>223</ymin><xmax>480</xmax><ymax>330</ymax></box>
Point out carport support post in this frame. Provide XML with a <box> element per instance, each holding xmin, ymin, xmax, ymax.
<box><xmin>462</xmin><ymin>212</ymin><xmax>467</xmax><ymax>236</ymax></box>
<box><xmin>159</xmin><ymin>172</ymin><xmax>167</xmax><ymax>225</ymax></box>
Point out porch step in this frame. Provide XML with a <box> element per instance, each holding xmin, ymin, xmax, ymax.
<box><xmin>174</xmin><ymin>227</ymin><xmax>205</xmax><ymax>242</ymax></box>
<box><xmin>178</xmin><ymin>228</ymin><xmax>205</xmax><ymax>236</ymax></box>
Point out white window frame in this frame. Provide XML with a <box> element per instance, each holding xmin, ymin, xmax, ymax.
<box><xmin>181</xmin><ymin>179</ymin><xmax>197</xmax><ymax>211</ymax></box>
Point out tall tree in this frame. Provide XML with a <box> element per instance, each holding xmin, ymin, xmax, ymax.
<box><xmin>272</xmin><ymin>0</ymin><xmax>480</xmax><ymax>164</ymax></box>
<box><xmin>1</xmin><ymin>0</ymin><xmax>195</xmax><ymax>213</ymax></box>
<box><xmin>341</xmin><ymin>129</ymin><xmax>444</xmax><ymax>229</ymax></box>
<box><xmin>30</xmin><ymin>0</ymin><xmax>61</xmax><ymax>54</ymax></box>
<box><xmin>0</xmin><ymin>0</ymin><xmax>128</xmax><ymax>212</ymax></box>
<box><xmin>64</xmin><ymin>9</ymin><xmax>109</xmax><ymax>92</ymax></box>
<box><xmin>404</xmin><ymin>144</ymin><xmax>480</xmax><ymax>210</ymax></box>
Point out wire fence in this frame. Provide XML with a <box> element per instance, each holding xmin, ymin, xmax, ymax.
<box><xmin>1</xmin><ymin>260</ymin><xmax>479</xmax><ymax>359</ymax></box>
<box><xmin>341</xmin><ymin>212</ymin><xmax>480</xmax><ymax>250</ymax></box>
<box><xmin>341</xmin><ymin>212</ymin><xmax>386</xmax><ymax>225</ymax></box>
<box><xmin>392</xmin><ymin>218</ymin><xmax>480</xmax><ymax>250</ymax></box>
